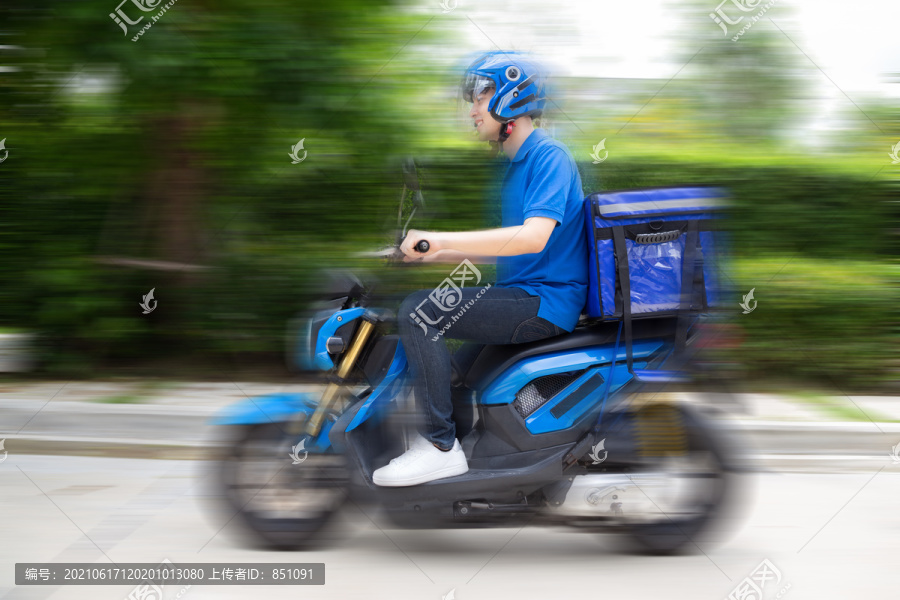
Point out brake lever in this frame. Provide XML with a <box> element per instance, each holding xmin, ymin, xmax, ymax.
<box><xmin>401</xmin><ymin>206</ymin><xmax>417</xmax><ymax>240</ymax></box>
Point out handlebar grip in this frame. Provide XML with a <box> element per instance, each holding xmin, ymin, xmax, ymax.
<box><xmin>415</xmin><ymin>240</ymin><xmax>430</xmax><ymax>253</ymax></box>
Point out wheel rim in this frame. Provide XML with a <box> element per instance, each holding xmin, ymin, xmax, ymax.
<box><xmin>224</xmin><ymin>425</ymin><xmax>348</xmax><ymax>524</ymax></box>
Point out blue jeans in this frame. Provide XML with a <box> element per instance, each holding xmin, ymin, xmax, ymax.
<box><xmin>398</xmin><ymin>285</ymin><xmax>564</xmax><ymax>450</ymax></box>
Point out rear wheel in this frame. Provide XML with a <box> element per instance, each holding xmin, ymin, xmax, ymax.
<box><xmin>621</xmin><ymin>402</ymin><xmax>738</xmax><ymax>555</ymax></box>
<box><xmin>217</xmin><ymin>422</ymin><xmax>349</xmax><ymax>550</ymax></box>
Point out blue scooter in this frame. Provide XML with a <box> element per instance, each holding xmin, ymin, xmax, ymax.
<box><xmin>212</xmin><ymin>160</ymin><xmax>744</xmax><ymax>554</ymax></box>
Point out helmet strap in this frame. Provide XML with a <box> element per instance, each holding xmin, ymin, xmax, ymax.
<box><xmin>498</xmin><ymin>119</ymin><xmax>516</xmax><ymax>143</ymax></box>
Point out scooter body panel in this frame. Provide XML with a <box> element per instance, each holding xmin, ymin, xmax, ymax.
<box><xmin>478</xmin><ymin>339</ymin><xmax>661</xmax><ymax>405</ymax></box>
<box><xmin>314</xmin><ymin>307</ymin><xmax>366</xmax><ymax>370</ymax></box>
<box><xmin>345</xmin><ymin>340</ymin><xmax>408</xmax><ymax>432</ymax></box>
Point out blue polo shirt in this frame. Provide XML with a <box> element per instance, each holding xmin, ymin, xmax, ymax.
<box><xmin>496</xmin><ymin>128</ymin><xmax>588</xmax><ymax>332</ymax></box>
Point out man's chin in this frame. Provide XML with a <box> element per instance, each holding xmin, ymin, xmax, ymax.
<box><xmin>475</xmin><ymin>130</ymin><xmax>498</xmax><ymax>143</ymax></box>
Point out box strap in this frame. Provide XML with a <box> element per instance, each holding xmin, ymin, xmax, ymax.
<box><xmin>611</xmin><ymin>226</ymin><xmax>634</xmax><ymax>375</ymax></box>
<box><xmin>674</xmin><ymin>220</ymin><xmax>700</xmax><ymax>361</ymax></box>
<box><xmin>614</xmin><ymin>220</ymin><xmax>700</xmax><ymax>376</ymax></box>
<box><xmin>590</xmin><ymin>201</ymin><xmax>606</xmax><ymax>317</ymax></box>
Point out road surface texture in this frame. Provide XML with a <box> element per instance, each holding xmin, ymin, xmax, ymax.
<box><xmin>2</xmin><ymin>452</ymin><xmax>899</xmax><ymax>600</ymax></box>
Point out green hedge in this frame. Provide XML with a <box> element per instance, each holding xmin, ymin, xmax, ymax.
<box><xmin>2</xmin><ymin>148</ymin><xmax>897</xmax><ymax>389</ymax></box>
<box><xmin>730</xmin><ymin>257</ymin><xmax>898</xmax><ymax>390</ymax></box>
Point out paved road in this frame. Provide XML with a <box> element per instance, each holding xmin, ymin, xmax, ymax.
<box><xmin>2</xmin><ymin>454</ymin><xmax>899</xmax><ymax>600</ymax></box>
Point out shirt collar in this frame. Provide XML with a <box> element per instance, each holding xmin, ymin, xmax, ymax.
<box><xmin>508</xmin><ymin>128</ymin><xmax>547</xmax><ymax>163</ymax></box>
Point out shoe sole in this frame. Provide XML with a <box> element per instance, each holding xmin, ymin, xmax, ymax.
<box><xmin>373</xmin><ymin>462</ymin><xmax>469</xmax><ymax>487</ymax></box>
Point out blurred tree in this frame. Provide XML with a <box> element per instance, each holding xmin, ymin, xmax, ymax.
<box><xmin>670</xmin><ymin>0</ymin><xmax>813</xmax><ymax>142</ymax></box>
<box><xmin>0</xmin><ymin>0</ymin><xmax>441</xmax><ymax>372</ymax></box>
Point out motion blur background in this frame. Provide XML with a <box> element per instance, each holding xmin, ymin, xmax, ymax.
<box><xmin>0</xmin><ymin>0</ymin><xmax>897</xmax><ymax>389</ymax></box>
<box><xmin>1</xmin><ymin>2</ymin><xmax>899</xmax><ymax>600</ymax></box>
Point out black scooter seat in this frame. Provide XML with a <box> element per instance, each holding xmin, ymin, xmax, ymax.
<box><xmin>459</xmin><ymin>316</ymin><xmax>679</xmax><ymax>391</ymax></box>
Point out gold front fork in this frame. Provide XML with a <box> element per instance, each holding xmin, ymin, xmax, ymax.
<box><xmin>290</xmin><ymin>318</ymin><xmax>376</xmax><ymax>438</ymax></box>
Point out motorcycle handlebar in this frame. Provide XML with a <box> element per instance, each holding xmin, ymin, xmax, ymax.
<box><xmin>415</xmin><ymin>240</ymin><xmax>430</xmax><ymax>253</ymax></box>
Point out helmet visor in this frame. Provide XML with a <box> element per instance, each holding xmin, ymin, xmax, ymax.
<box><xmin>461</xmin><ymin>74</ymin><xmax>495</xmax><ymax>104</ymax></box>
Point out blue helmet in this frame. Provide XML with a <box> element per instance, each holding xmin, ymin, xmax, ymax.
<box><xmin>461</xmin><ymin>51</ymin><xmax>548</xmax><ymax>124</ymax></box>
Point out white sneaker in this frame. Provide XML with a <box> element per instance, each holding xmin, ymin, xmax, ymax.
<box><xmin>373</xmin><ymin>434</ymin><xmax>468</xmax><ymax>487</ymax></box>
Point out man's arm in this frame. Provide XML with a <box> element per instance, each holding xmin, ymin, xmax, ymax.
<box><xmin>400</xmin><ymin>216</ymin><xmax>557</xmax><ymax>260</ymax></box>
<box><xmin>414</xmin><ymin>249</ymin><xmax>496</xmax><ymax>264</ymax></box>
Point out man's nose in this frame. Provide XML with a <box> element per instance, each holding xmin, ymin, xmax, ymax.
<box><xmin>469</xmin><ymin>104</ymin><xmax>477</xmax><ymax>118</ymax></box>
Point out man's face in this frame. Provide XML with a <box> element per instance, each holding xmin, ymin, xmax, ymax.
<box><xmin>469</xmin><ymin>87</ymin><xmax>502</xmax><ymax>142</ymax></box>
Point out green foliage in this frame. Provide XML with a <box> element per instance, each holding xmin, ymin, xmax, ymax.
<box><xmin>0</xmin><ymin>0</ymin><xmax>433</xmax><ymax>374</ymax></box>
<box><xmin>0</xmin><ymin>1</ymin><xmax>895</xmax><ymax>389</ymax></box>
<box><xmin>731</xmin><ymin>257</ymin><xmax>898</xmax><ymax>390</ymax></box>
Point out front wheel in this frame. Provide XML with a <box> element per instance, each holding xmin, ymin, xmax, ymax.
<box><xmin>217</xmin><ymin>422</ymin><xmax>349</xmax><ymax>550</ymax></box>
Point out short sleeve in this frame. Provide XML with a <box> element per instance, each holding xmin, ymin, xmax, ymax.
<box><xmin>522</xmin><ymin>146</ymin><xmax>573</xmax><ymax>226</ymax></box>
